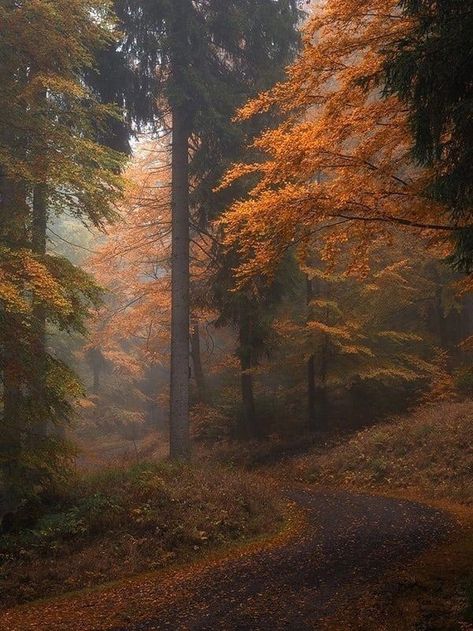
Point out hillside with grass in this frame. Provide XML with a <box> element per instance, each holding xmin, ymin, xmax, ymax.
<box><xmin>296</xmin><ymin>401</ymin><xmax>473</xmax><ymax>506</ymax></box>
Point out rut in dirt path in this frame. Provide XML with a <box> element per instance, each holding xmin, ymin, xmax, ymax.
<box><xmin>114</xmin><ymin>489</ymin><xmax>452</xmax><ymax>631</ymax></box>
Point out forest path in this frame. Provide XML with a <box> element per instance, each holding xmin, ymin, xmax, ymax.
<box><xmin>0</xmin><ymin>489</ymin><xmax>453</xmax><ymax>631</ymax></box>
<box><xmin>115</xmin><ymin>490</ymin><xmax>452</xmax><ymax>631</ymax></box>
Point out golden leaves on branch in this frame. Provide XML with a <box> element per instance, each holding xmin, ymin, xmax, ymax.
<box><xmin>0</xmin><ymin>248</ymin><xmax>72</xmax><ymax>315</ymax></box>
<box><xmin>218</xmin><ymin>0</ymin><xmax>454</xmax><ymax>285</ymax></box>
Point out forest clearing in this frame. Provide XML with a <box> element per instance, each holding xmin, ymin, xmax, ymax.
<box><xmin>1</xmin><ymin>0</ymin><xmax>472</xmax><ymax>629</ymax></box>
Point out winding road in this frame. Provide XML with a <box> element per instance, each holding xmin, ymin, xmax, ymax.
<box><xmin>115</xmin><ymin>489</ymin><xmax>451</xmax><ymax>631</ymax></box>
<box><xmin>0</xmin><ymin>489</ymin><xmax>453</xmax><ymax>631</ymax></box>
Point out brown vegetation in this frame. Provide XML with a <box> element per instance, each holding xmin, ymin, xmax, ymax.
<box><xmin>295</xmin><ymin>401</ymin><xmax>473</xmax><ymax>506</ymax></box>
<box><xmin>293</xmin><ymin>400</ymin><xmax>473</xmax><ymax>630</ymax></box>
<box><xmin>0</xmin><ymin>462</ymin><xmax>281</xmax><ymax>608</ymax></box>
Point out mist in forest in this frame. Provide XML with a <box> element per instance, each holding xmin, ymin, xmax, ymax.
<box><xmin>0</xmin><ymin>0</ymin><xmax>472</xmax><ymax>628</ymax></box>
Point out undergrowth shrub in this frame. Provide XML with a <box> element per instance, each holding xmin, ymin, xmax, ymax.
<box><xmin>0</xmin><ymin>461</ymin><xmax>280</xmax><ymax>608</ymax></box>
<box><xmin>455</xmin><ymin>367</ymin><xmax>473</xmax><ymax>398</ymax></box>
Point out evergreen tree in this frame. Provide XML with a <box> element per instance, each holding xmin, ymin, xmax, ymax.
<box><xmin>0</xmin><ymin>0</ymin><xmax>124</xmax><ymax>508</ymax></box>
<box><xmin>114</xmin><ymin>0</ymin><xmax>301</xmax><ymax>456</ymax></box>
<box><xmin>382</xmin><ymin>0</ymin><xmax>473</xmax><ymax>272</ymax></box>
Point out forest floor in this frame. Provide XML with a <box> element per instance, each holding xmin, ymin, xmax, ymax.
<box><xmin>0</xmin><ymin>487</ymin><xmax>464</xmax><ymax>631</ymax></box>
<box><xmin>1</xmin><ymin>401</ymin><xmax>472</xmax><ymax>630</ymax></box>
<box><xmin>0</xmin><ymin>462</ymin><xmax>284</xmax><ymax>609</ymax></box>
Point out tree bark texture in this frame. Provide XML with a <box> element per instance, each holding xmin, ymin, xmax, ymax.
<box><xmin>169</xmin><ymin>103</ymin><xmax>191</xmax><ymax>460</ymax></box>
<box><xmin>238</xmin><ymin>314</ymin><xmax>262</xmax><ymax>440</ymax></box>
<box><xmin>191</xmin><ymin>321</ymin><xmax>208</xmax><ymax>404</ymax></box>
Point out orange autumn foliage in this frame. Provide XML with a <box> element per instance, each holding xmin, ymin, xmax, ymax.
<box><xmin>219</xmin><ymin>0</ymin><xmax>458</xmax><ymax>284</ymax></box>
<box><xmin>89</xmin><ymin>140</ymin><xmax>214</xmax><ymax>374</ymax></box>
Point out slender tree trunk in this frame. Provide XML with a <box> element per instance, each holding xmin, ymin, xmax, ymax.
<box><xmin>191</xmin><ymin>321</ymin><xmax>208</xmax><ymax>404</ymax></box>
<box><xmin>169</xmin><ymin>103</ymin><xmax>191</xmax><ymax>460</ymax></box>
<box><xmin>0</xmin><ymin>173</ymin><xmax>24</xmax><ymax>430</ymax></box>
<box><xmin>2</xmin><ymin>324</ymin><xmax>21</xmax><ymax>449</ymax></box>
<box><xmin>86</xmin><ymin>347</ymin><xmax>105</xmax><ymax>395</ymax></box>
<box><xmin>306</xmin><ymin>275</ymin><xmax>317</xmax><ymax>431</ymax></box>
<box><xmin>31</xmin><ymin>183</ymin><xmax>49</xmax><ymax>437</ymax></box>
<box><xmin>91</xmin><ymin>353</ymin><xmax>102</xmax><ymax>395</ymax></box>
<box><xmin>0</xmin><ymin>172</ymin><xmax>27</xmax><ymax>512</ymax></box>
<box><xmin>318</xmin><ymin>336</ymin><xmax>329</xmax><ymax>429</ymax></box>
<box><xmin>317</xmin><ymin>283</ymin><xmax>330</xmax><ymax>429</ymax></box>
<box><xmin>32</xmin><ymin>184</ymin><xmax>47</xmax><ymax>254</ymax></box>
<box><xmin>1</xmin><ymin>339</ymin><xmax>22</xmax><ymax>518</ymax></box>
<box><xmin>92</xmin><ymin>364</ymin><xmax>100</xmax><ymax>395</ymax></box>
<box><xmin>240</xmin><ymin>361</ymin><xmax>256</xmax><ymax>440</ymax></box>
<box><xmin>147</xmin><ymin>365</ymin><xmax>159</xmax><ymax>428</ymax></box>
<box><xmin>238</xmin><ymin>314</ymin><xmax>262</xmax><ymax>440</ymax></box>
<box><xmin>145</xmin><ymin>364</ymin><xmax>165</xmax><ymax>429</ymax></box>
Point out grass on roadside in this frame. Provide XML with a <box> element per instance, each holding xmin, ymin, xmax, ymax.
<box><xmin>295</xmin><ymin>400</ymin><xmax>473</xmax><ymax>505</ymax></box>
<box><xmin>0</xmin><ymin>460</ymin><xmax>282</xmax><ymax>609</ymax></box>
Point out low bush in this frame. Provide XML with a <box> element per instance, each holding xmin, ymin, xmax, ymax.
<box><xmin>0</xmin><ymin>461</ymin><xmax>281</xmax><ymax>608</ymax></box>
<box><xmin>455</xmin><ymin>367</ymin><xmax>473</xmax><ymax>398</ymax></box>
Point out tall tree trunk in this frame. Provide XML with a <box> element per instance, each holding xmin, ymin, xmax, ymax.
<box><xmin>0</xmin><ymin>172</ymin><xmax>27</xmax><ymax>513</ymax></box>
<box><xmin>191</xmin><ymin>321</ymin><xmax>208</xmax><ymax>404</ymax></box>
<box><xmin>169</xmin><ymin>103</ymin><xmax>191</xmax><ymax>460</ymax></box>
<box><xmin>88</xmin><ymin>347</ymin><xmax>103</xmax><ymax>395</ymax></box>
<box><xmin>2</xmin><ymin>317</ymin><xmax>22</xmax><ymax>464</ymax></box>
<box><xmin>238</xmin><ymin>314</ymin><xmax>262</xmax><ymax>440</ymax></box>
<box><xmin>317</xmin><ymin>282</ymin><xmax>330</xmax><ymax>430</ymax></box>
<box><xmin>1</xmin><ymin>334</ymin><xmax>22</xmax><ymax>518</ymax></box>
<box><xmin>306</xmin><ymin>275</ymin><xmax>317</xmax><ymax>431</ymax></box>
<box><xmin>31</xmin><ymin>183</ymin><xmax>49</xmax><ymax>437</ymax></box>
<box><xmin>318</xmin><ymin>335</ymin><xmax>329</xmax><ymax>429</ymax></box>
<box><xmin>168</xmin><ymin>0</ymin><xmax>193</xmax><ymax>460</ymax></box>
<box><xmin>146</xmin><ymin>364</ymin><xmax>160</xmax><ymax>428</ymax></box>
<box><xmin>92</xmin><ymin>362</ymin><xmax>101</xmax><ymax>395</ymax></box>
<box><xmin>0</xmin><ymin>173</ymin><xmax>24</xmax><ymax>430</ymax></box>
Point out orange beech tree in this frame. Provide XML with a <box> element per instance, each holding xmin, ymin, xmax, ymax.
<box><xmin>88</xmin><ymin>140</ymin><xmax>216</xmax><ymax>433</ymax></box>
<box><xmin>269</xmin><ymin>239</ymin><xmax>463</xmax><ymax>431</ymax></box>
<box><xmin>219</xmin><ymin>0</ymin><xmax>470</xmax><ymax>284</ymax></box>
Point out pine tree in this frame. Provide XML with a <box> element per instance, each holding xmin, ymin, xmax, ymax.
<box><xmin>382</xmin><ymin>0</ymin><xmax>473</xmax><ymax>273</ymax></box>
<box><xmin>114</xmin><ymin>0</ymin><xmax>301</xmax><ymax>457</ymax></box>
<box><xmin>0</xmin><ymin>0</ymin><xmax>124</xmax><ymax>507</ymax></box>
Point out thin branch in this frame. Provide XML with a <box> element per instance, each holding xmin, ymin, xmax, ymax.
<box><xmin>332</xmin><ymin>213</ymin><xmax>470</xmax><ymax>232</ymax></box>
<box><xmin>47</xmin><ymin>227</ymin><xmax>97</xmax><ymax>254</ymax></box>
